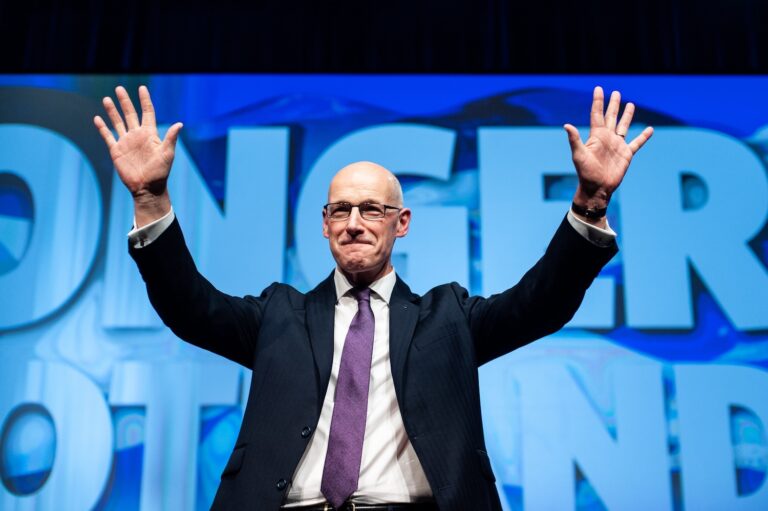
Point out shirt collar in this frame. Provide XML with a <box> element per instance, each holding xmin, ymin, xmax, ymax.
<box><xmin>333</xmin><ymin>267</ymin><xmax>396</xmax><ymax>305</ymax></box>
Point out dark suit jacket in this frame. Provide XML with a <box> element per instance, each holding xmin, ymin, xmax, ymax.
<box><xmin>129</xmin><ymin>214</ymin><xmax>617</xmax><ymax>511</ymax></box>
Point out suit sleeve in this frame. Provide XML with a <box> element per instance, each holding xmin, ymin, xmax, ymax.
<box><xmin>129</xmin><ymin>217</ymin><xmax>273</xmax><ymax>367</ymax></box>
<box><xmin>460</xmin><ymin>214</ymin><xmax>618</xmax><ymax>365</ymax></box>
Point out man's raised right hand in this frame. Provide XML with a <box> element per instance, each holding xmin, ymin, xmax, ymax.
<box><xmin>94</xmin><ymin>85</ymin><xmax>183</xmax><ymax>226</ymax></box>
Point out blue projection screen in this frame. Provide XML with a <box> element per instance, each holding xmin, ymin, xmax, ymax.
<box><xmin>0</xmin><ymin>75</ymin><xmax>767</xmax><ymax>510</ymax></box>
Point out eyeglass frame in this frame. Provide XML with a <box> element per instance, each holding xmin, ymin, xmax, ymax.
<box><xmin>323</xmin><ymin>201</ymin><xmax>403</xmax><ymax>221</ymax></box>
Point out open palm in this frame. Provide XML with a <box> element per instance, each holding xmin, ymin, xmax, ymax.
<box><xmin>94</xmin><ymin>86</ymin><xmax>183</xmax><ymax>198</ymax></box>
<box><xmin>564</xmin><ymin>87</ymin><xmax>653</xmax><ymax>204</ymax></box>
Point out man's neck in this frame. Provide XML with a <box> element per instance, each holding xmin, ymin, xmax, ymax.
<box><xmin>339</xmin><ymin>262</ymin><xmax>393</xmax><ymax>288</ymax></box>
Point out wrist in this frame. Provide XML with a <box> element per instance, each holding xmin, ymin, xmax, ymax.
<box><xmin>571</xmin><ymin>201</ymin><xmax>607</xmax><ymax>218</ymax></box>
<box><xmin>133</xmin><ymin>191</ymin><xmax>171</xmax><ymax>228</ymax></box>
<box><xmin>570</xmin><ymin>204</ymin><xmax>608</xmax><ymax>229</ymax></box>
<box><xmin>571</xmin><ymin>184</ymin><xmax>610</xmax><ymax>229</ymax></box>
<box><xmin>573</xmin><ymin>184</ymin><xmax>611</xmax><ymax>210</ymax></box>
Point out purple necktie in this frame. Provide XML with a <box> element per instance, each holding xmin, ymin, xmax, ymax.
<box><xmin>321</xmin><ymin>287</ymin><xmax>375</xmax><ymax>508</ymax></box>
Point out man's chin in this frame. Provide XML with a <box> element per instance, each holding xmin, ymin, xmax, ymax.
<box><xmin>339</xmin><ymin>259</ymin><xmax>371</xmax><ymax>274</ymax></box>
<box><xmin>336</xmin><ymin>247</ymin><xmax>373</xmax><ymax>266</ymax></box>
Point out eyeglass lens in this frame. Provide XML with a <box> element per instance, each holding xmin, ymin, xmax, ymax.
<box><xmin>327</xmin><ymin>203</ymin><xmax>387</xmax><ymax>220</ymax></box>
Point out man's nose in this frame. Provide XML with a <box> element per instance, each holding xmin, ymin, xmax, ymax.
<box><xmin>345</xmin><ymin>207</ymin><xmax>365</xmax><ymax>234</ymax></box>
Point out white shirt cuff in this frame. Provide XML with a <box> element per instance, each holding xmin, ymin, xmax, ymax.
<box><xmin>127</xmin><ymin>208</ymin><xmax>175</xmax><ymax>249</ymax></box>
<box><xmin>566</xmin><ymin>208</ymin><xmax>617</xmax><ymax>247</ymax></box>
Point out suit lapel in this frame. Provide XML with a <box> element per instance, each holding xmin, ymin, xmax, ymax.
<box><xmin>306</xmin><ymin>273</ymin><xmax>337</xmax><ymax>411</ymax></box>
<box><xmin>388</xmin><ymin>276</ymin><xmax>420</xmax><ymax>400</ymax></box>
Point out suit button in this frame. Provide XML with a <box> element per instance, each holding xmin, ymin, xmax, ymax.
<box><xmin>276</xmin><ymin>479</ymin><xmax>287</xmax><ymax>491</ymax></box>
<box><xmin>301</xmin><ymin>426</ymin><xmax>312</xmax><ymax>438</ymax></box>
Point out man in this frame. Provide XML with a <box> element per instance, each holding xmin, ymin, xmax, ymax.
<box><xmin>94</xmin><ymin>85</ymin><xmax>652</xmax><ymax>510</ymax></box>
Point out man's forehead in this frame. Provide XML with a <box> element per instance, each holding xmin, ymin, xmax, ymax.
<box><xmin>328</xmin><ymin>163</ymin><xmax>396</xmax><ymax>200</ymax></box>
<box><xmin>329</xmin><ymin>180</ymin><xmax>390</xmax><ymax>197</ymax></box>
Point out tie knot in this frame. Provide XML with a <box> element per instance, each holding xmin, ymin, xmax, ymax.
<box><xmin>350</xmin><ymin>287</ymin><xmax>371</xmax><ymax>303</ymax></box>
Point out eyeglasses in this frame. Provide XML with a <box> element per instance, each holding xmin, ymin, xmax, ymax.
<box><xmin>323</xmin><ymin>202</ymin><xmax>402</xmax><ymax>221</ymax></box>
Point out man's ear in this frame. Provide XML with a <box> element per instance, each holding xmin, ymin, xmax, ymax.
<box><xmin>395</xmin><ymin>208</ymin><xmax>411</xmax><ymax>238</ymax></box>
<box><xmin>322</xmin><ymin>209</ymin><xmax>330</xmax><ymax>239</ymax></box>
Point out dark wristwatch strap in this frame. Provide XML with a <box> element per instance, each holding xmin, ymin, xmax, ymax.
<box><xmin>571</xmin><ymin>201</ymin><xmax>607</xmax><ymax>219</ymax></box>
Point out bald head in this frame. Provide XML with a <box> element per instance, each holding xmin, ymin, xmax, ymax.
<box><xmin>328</xmin><ymin>161</ymin><xmax>403</xmax><ymax>207</ymax></box>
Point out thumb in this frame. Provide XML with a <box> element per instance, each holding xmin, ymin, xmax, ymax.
<box><xmin>163</xmin><ymin>122</ymin><xmax>184</xmax><ymax>149</ymax></box>
<box><xmin>563</xmin><ymin>123</ymin><xmax>583</xmax><ymax>155</ymax></box>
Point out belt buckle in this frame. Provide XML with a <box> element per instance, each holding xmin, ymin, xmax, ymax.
<box><xmin>322</xmin><ymin>501</ymin><xmax>355</xmax><ymax>511</ymax></box>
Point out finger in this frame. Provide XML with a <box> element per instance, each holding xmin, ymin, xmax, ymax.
<box><xmin>616</xmin><ymin>102</ymin><xmax>635</xmax><ymax>136</ymax></box>
<box><xmin>563</xmin><ymin>123</ymin><xmax>584</xmax><ymax>155</ymax></box>
<box><xmin>628</xmin><ymin>126</ymin><xmax>654</xmax><ymax>153</ymax></box>
<box><xmin>604</xmin><ymin>90</ymin><xmax>621</xmax><ymax>131</ymax></box>
<box><xmin>115</xmin><ymin>85</ymin><xmax>140</xmax><ymax>130</ymax></box>
<box><xmin>162</xmin><ymin>122</ymin><xmax>184</xmax><ymax>149</ymax></box>
<box><xmin>138</xmin><ymin>85</ymin><xmax>156</xmax><ymax>128</ymax></box>
<box><xmin>590</xmin><ymin>86</ymin><xmax>605</xmax><ymax>130</ymax></box>
<box><xmin>102</xmin><ymin>96</ymin><xmax>126</xmax><ymax>136</ymax></box>
<box><xmin>93</xmin><ymin>115</ymin><xmax>117</xmax><ymax>148</ymax></box>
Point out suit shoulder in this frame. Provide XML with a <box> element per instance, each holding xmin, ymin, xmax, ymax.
<box><xmin>418</xmin><ymin>281</ymin><xmax>474</xmax><ymax>308</ymax></box>
<box><xmin>244</xmin><ymin>282</ymin><xmax>307</xmax><ymax>309</ymax></box>
<box><xmin>420</xmin><ymin>281</ymin><xmax>470</xmax><ymax>296</ymax></box>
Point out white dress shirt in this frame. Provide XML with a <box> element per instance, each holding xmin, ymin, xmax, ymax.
<box><xmin>127</xmin><ymin>206</ymin><xmax>616</xmax><ymax>505</ymax></box>
<box><xmin>283</xmin><ymin>268</ymin><xmax>433</xmax><ymax>505</ymax></box>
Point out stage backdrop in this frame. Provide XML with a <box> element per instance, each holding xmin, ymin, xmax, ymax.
<box><xmin>0</xmin><ymin>76</ymin><xmax>767</xmax><ymax>511</ymax></box>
